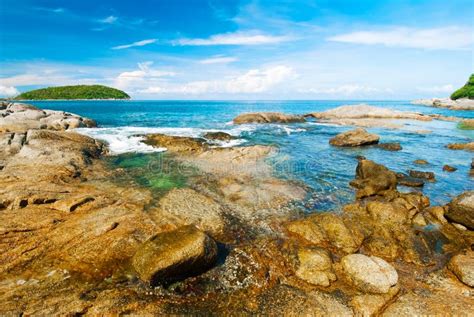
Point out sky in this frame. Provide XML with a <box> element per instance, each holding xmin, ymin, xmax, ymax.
<box><xmin>0</xmin><ymin>0</ymin><xmax>473</xmax><ymax>100</ymax></box>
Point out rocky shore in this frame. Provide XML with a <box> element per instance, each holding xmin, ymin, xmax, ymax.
<box><xmin>412</xmin><ymin>98</ymin><xmax>474</xmax><ymax>110</ymax></box>
<box><xmin>0</xmin><ymin>102</ymin><xmax>473</xmax><ymax>315</ymax></box>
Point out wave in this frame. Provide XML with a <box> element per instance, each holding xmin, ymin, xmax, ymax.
<box><xmin>74</xmin><ymin>126</ymin><xmax>249</xmax><ymax>155</ymax></box>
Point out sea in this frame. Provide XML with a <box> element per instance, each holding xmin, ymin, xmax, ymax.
<box><xmin>29</xmin><ymin>100</ymin><xmax>474</xmax><ymax>211</ymax></box>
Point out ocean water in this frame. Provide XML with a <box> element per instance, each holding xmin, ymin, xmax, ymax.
<box><xmin>29</xmin><ymin>100</ymin><xmax>473</xmax><ymax>210</ymax></box>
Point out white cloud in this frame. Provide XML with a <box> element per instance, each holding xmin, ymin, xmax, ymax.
<box><xmin>114</xmin><ymin>62</ymin><xmax>175</xmax><ymax>90</ymax></box>
<box><xmin>199</xmin><ymin>56</ymin><xmax>238</xmax><ymax>64</ymax></box>
<box><xmin>112</xmin><ymin>39</ymin><xmax>157</xmax><ymax>50</ymax></box>
<box><xmin>0</xmin><ymin>85</ymin><xmax>19</xmax><ymax>97</ymax></box>
<box><xmin>299</xmin><ymin>85</ymin><xmax>393</xmax><ymax>96</ymax></box>
<box><xmin>138</xmin><ymin>65</ymin><xmax>295</xmax><ymax>95</ymax></box>
<box><xmin>100</xmin><ymin>15</ymin><xmax>118</xmax><ymax>24</ymax></box>
<box><xmin>175</xmin><ymin>31</ymin><xmax>292</xmax><ymax>46</ymax></box>
<box><xmin>328</xmin><ymin>26</ymin><xmax>473</xmax><ymax>50</ymax></box>
<box><xmin>416</xmin><ymin>84</ymin><xmax>454</xmax><ymax>93</ymax></box>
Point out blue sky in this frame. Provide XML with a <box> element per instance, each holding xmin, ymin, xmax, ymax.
<box><xmin>0</xmin><ymin>0</ymin><xmax>472</xmax><ymax>99</ymax></box>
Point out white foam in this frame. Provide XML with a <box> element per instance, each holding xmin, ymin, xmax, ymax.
<box><xmin>74</xmin><ymin>126</ymin><xmax>249</xmax><ymax>155</ymax></box>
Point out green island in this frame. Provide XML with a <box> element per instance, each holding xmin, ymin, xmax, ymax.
<box><xmin>14</xmin><ymin>85</ymin><xmax>130</xmax><ymax>100</ymax></box>
<box><xmin>451</xmin><ymin>74</ymin><xmax>474</xmax><ymax>100</ymax></box>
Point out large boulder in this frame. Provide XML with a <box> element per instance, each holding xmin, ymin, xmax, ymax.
<box><xmin>202</xmin><ymin>131</ymin><xmax>235</xmax><ymax>141</ymax></box>
<box><xmin>143</xmin><ymin>134</ymin><xmax>208</xmax><ymax>153</ymax></box>
<box><xmin>341</xmin><ymin>254</ymin><xmax>398</xmax><ymax>294</ymax></box>
<box><xmin>350</xmin><ymin>159</ymin><xmax>398</xmax><ymax>198</ymax></box>
<box><xmin>445</xmin><ymin>191</ymin><xmax>474</xmax><ymax>230</ymax></box>
<box><xmin>329</xmin><ymin>128</ymin><xmax>379</xmax><ymax>147</ymax></box>
<box><xmin>132</xmin><ymin>225</ymin><xmax>218</xmax><ymax>286</ymax></box>
<box><xmin>233</xmin><ymin>112</ymin><xmax>305</xmax><ymax>124</ymax></box>
<box><xmin>448</xmin><ymin>250</ymin><xmax>474</xmax><ymax>287</ymax></box>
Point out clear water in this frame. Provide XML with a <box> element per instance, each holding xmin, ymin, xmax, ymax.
<box><xmin>29</xmin><ymin>100</ymin><xmax>473</xmax><ymax>210</ymax></box>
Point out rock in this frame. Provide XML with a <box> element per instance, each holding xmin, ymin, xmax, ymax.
<box><xmin>459</xmin><ymin>119</ymin><xmax>474</xmax><ymax>130</ymax></box>
<box><xmin>350</xmin><ymin>286</ymin><xmax>399</xmax><ymax>316</ymax></box>
<box><xmin>414</xmin><ymin>159</ymin><xmax>428</xmax><ymax>165</ymax></box>
<box><xmin>132</xmin><ymin>225</ymin><xmax>218</xmax><ymax>286</ymax></box>
<box><xmin>443</xmin><ymin>165</ymin><xmax>457</xmax><ymax>172</ymax></box>
<box><xmin>202</xmin><ymin>131</ymin><xmax>235</xmax><ymax>141</ymax></box>
<box><xmin>412</xmin><ymin>98</ymin><xmax>474</xmax><ymax>110</ymax></box>
<box><xmin>233</xmin><ymin>112</ymin><xmax>305</xmax><ymax>124</ymax></box>
<box><xmin>329</xmin><ymin>128</ymin><xmax>380</xmax><ymax>147</ymax></box>
<box><xmin>295</xmin><ymin>247</ymin><xmax>336</xmax><ymax>287</ymax></box>
<box><xmin>350</xmin><ymin>159</ymin><xmax>398</xmax><ymax>198</ymax></box>
<box><xmin>51</xmin><ymin>196</ymin><xmax>95</xmax><ymax>212</ymax></box>
<box><xmin>445</xmin><ymin>191</ymin><xmax>474</xmax><ymax>230</ymax></box>
<box><xmin>143</xmin><ymin>134</ymin><xmax>208</xmax><ymax>153</ymax></box>
<box><xmin>448</xmin><ymin>250</ymin><xmax>474</xmax><ymax>287</ymax></box>
<box><xmin>341</xmin><ymin>254</ymin><xmax>398</xmax><ymax>294</ymax></box>
<box><xmin>408</xmin><ymin>170</ymin><xmax>435</xmax><ymax>181</ymax></box>
<box><xmin>446</xmin><ymin>142</ymin><xmax>474</xmax><ymax>151</ymax></box>
<box><xmin>376</xmin><ymin>142</ymin><xmax>402</xmax><ymax>151</ymax></box>
<box><xmin>366</xmin><ymin>201</ymin><xmax>409</xmax><ymax>225</ymax></box>
<box><xmin>157</xmin><ymin>188</ymin><xmax>225</xmax><ymax>234</ymax></box>
<box><xmin>396</xmin><ymin>173</ymin><xmax>424</xmax><ymax>187</ymax></box>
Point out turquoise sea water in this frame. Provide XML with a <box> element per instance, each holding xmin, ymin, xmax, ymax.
<box><xmin>30</xmin><ymin>100</ymin><xmax>473</xmax><ymax>210</ymax></box>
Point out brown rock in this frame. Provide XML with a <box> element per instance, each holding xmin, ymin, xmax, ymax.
<box><xmin>350</xmin><ymin>159</ymin><xmax>398</xmax><ymax>198</ymax></box>
<box><xmin>202</xmin><ymin>131</ymin><xmax>235</xmax><ymax>141</ymax></box>
<box><xmin>233</xmin><ymin>112</ymin><xmax>305</xmax><ymax>124</ymax></box>
<box><xmin>448</xmin><ymin>250</ymin><xmax>474</xmax><ymax>287</ymax></box>
<box><xmin>396</xmin><ymin>173</ymin><xmax>424</xmax><ymax>187</ymax></box>
<box><xmin>377</xmin><ymin>142</ymin><xmax>402</xmax><ymax>151</ymax></box>
<box><xmin>143</xmin><ymin>133</ymin><xmax>208</xmax><ymax>153</ymax></box>
<box><xmin>132</xmin><ymin>225</ymin><xmax>218</xmax><ymax>286</ymax></box>
<box><xmin>445</xmin><ymin>191</ymin><xmax>474</xmax><ymax>230</ymax></box>
<box><xmin>446</xmin><ymin>142</ymin><xmax>474</xmax><ymax>151</ymax></box>
<box><xmin>414</xmin><ymin>159</ymin><xmax>428</xmax><ymax>165</ymax></box>
<box><xmin>329</xmin><ymin>128</ymin><xmax>380</xmax><ymax>147</ymax></box>
<box><xmin>408</xmin><ymin>170</ymin><xmax>435</xmax><ymax>181</ymax></box>
<box><xmin>443</xmin><ymin>164</ymin><xmax>457</xmax><ymax>172</ymax></box>
<box><xmin>295</xmin><ymin>247</ymin><xmax>336</xmax><ymax>287</ymax></box>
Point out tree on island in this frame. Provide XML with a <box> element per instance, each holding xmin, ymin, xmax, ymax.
<box><xmin>14</xmin><ymin>85</ymin><xmax>130</xmax><ymax>100</ymax></box>
<box><xmin>451</xmin><ymin>74</ymin><xmax>474</xmax><ymax>100</ymax></box>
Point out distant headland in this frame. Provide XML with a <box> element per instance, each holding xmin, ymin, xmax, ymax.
<box><xmin>14</xmin><ymin>85</ymin><xmax>130</xmax><ymax>100</ymax></box>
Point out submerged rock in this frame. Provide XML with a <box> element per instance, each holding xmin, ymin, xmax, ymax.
<box><xmin>414</xmin><ymin>159</ymin><xmax>429</xmax><ymax>165</ymax></box>
<box><xmin>443</xmin><ymin>165</ymin><xmax>457</xmax><ymax>172</ymax></box>
<box><xmin>341</xmin><ymin>254</ymin><xmax>398</xmax><ymax>294</ymax></box>
<box><xmin>295</xmin><ymin>247</ymin><xmax>336</xmax><ymax>287</ymax></box>
<box><xmin>350</xmin><ymin>159</ymin><xmax>398</xmax><ymax>198</ymax></box>
<box><xmin>376</xmin><ymin>142</ymin><xmax>402</xmax><ymax>151</ymax></box>
<box><xmin>233</xmin><ymin>112</ymin><xmax>305</xmax><ymax>124</ymax></box>
<box><xmin>132</xmin><ymin>225</ymin><xmax>218</xmax><ymax>286</ymax></box>
<box><xmin>408</xmin><ymin>170</ymin><xmax>435</xmax><ymax>181</ymax></box>
<box><xmin>458</xmin><ymin>119</ymin><xmax>474</xmax><ymax>130</ymax></box>
<box><xmin>448</xmin><ymin>250</ymin><xmax>474</xmax><ymax>287</ymax></box>
<box><xmin>445</xmin><ymin>191</ymin><xmax>474</xmax><ymax>230</ymax></box>
<box><xmin>446</xmin><ymin>142</ymin><xmax>474</xmax><ymax>151</ymax></box>
<box><xmin>144</xmin><ymin>133</ymin><xmax>208</xmax><ymax>153</ymax></box>
<box><xmin>329</xmin><ymin>128</ymin><xmax>380</xmax><ymax>147</ymax></box>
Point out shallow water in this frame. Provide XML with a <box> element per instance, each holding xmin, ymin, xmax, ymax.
<box><xmin>30</xmin><ymin>100</ymin><xmax>473</xmax><ymax>210</ymax></box>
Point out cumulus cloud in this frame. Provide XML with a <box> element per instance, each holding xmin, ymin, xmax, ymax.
<box><xmin>138</xmin><ymin>65</ymin><xmax>295</xmax><ymax>95</ymax></box>
<box><xmin>100</xmin><ymin>15</ymin><xmax>118</xmax><ymax>24</ymax></box>
<box><xmin>114</xmin><ymin>62</ymin><xmax>175</xmax><ymax>90</ymax></box>
<box><xmin>0</xmin><ymin>85</ymin><xmax>19</xmax><ymax>97</ymax></box>
<box><xmin>416</xmin><ymin>84</ymin><xmax>454</xmax><ymax>93</ymax></box>
<box><xmin>299</xmin><ymin>85</ymin><xmax>393</xmax><ymax>96</ymax></box>
<box><xmin>112</xmin><ymin>39</ymin><xmax>157</xmax><ymax>50</ymax></box>
<box><xmin>327</xmin><ymin>26</ymin><xmax>473</xmax><ymax>50</ymax></box>
<box><xmin>199</xmin><ymin>56</ymin><xmax>238</xmax><ymax>64</ymax></box>
<box><xmin>175</xmin><ymin>31</ymin><xmax>292</xmax><ymax>46</ymax></box>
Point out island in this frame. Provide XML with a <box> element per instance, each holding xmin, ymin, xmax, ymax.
<box><xmin>412</xmin><ymin>73</ymin><xmax>474</xmax><ymax>110</ymax></box>
<box><xmin>14</xmin><ymin>84</ymin><xmax>130</xmax><ymax>100</ymax></box>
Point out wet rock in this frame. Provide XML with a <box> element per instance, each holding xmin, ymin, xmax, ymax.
<box><xmin>376</xmin><ymin>142</ymin><xmax>402</xmax><ymax>151</ymax></box>
<box><xmin>157</xmin><ymin>188</ymin><xmax>225</xmax><ymax>234</ymax></box>
<box><xmin>350</xmin><ymin>285</ymin><xmax>399</xmax><ymax>316</ymax></box>
<box><xmin>295</xmin><ymin>247</ymin><xmax>336</xmax><ymax>287</ymax></box>
<box><xmin>350</xmin><ymin>159</ymin><xmax>398</xmax><ymax>198</ymax></box>
<box><xmin>445</xmin><ymin>191</ymin><xmax>474</xmax><ymax>230</ymax></box>
<box><xmin>448</xmin><ymin>250</ymin><xmax>474</xmax><ymax>287</ymax></box>
<box><xmin>341</xmin><ymin>254</ymin><xmax>398</xmax><ymax>294</ymax></box>
<box><xmin>202</xmin><ymin>131</ymin><xmax>235</xmax><ymax>141</ymax></box>
<box><xmin>408</xmin><ymin>170</ymin><xmax>435</xmax><ymax>181</ymax></box>
<box><xmin>414</xmin><ymin>159</ymin><xmax>428</xmax><ymax>165</ymax></box>
<box><xmin>233</xmin><ymin>112</ymin><xmax>305</xmax><ymax>124</ymax></box>
<box><xmin>132</xmin><ymin>225</ymin><xmax>218</xmax><ymax>286</ymax></box>
<box><xmin>329</xmin><ymin>128</ymin><xmax>380</xmax><ymax>147</ymax></box>
<box><xmin>443</xmin><ymin>165</ymin><xmax>457</xmax><ymax>172</ymax></box>
<box><xmin>51</xmin><ymin>196</ymin><xmax>95</xmax><ymax>212</ymax></box>
<box><xmin>446</xmin><ymin>142</ymin><xmax>474</xmax><ymax>151</ymax></box>
<box><xmin>143</xmin><ymin>133</ymin><xmax>208</xmax><ymax>153</ymax></box>
<box><xmin>366</xmin><ymin>201</ymin><xmax>409</xmax><ymax>225</ymax></box>
<box><xmin>396</xmin><ymin>173</ymin><xmax>424</xmax><ymax>187</ymax></box>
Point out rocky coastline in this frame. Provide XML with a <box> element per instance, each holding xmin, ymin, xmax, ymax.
<box><xmin>412</xmin><ymin>98</ymin><xmax>474</xmax><ymax>110</ymax></box>
<box><xmin>0</xmin><ymin>102</ymin><xmax>473</xmax><ymax>315</ymax></box>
